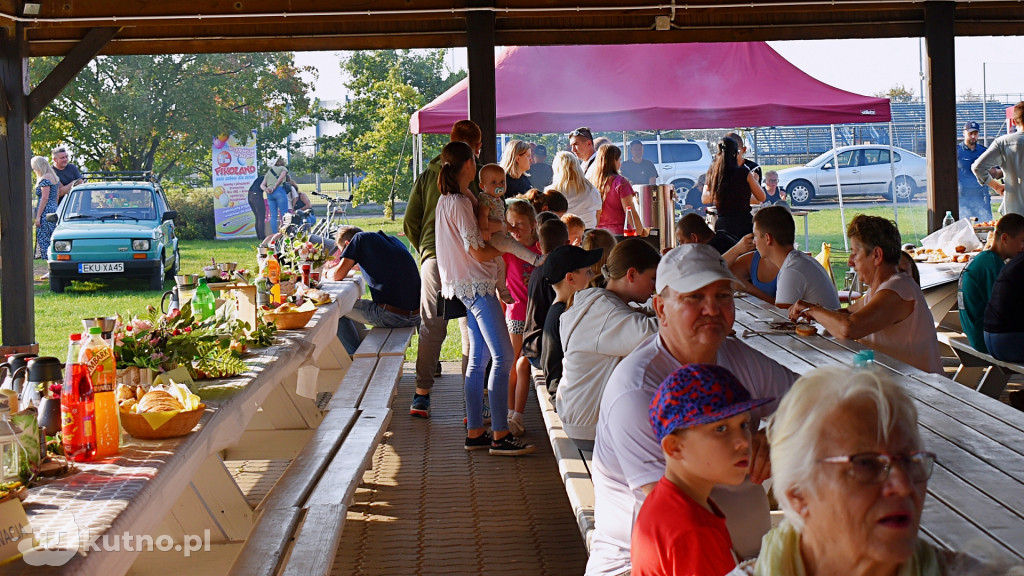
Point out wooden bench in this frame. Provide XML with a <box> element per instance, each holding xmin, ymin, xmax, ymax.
<box><xmin>532</xmin><ymin>369</ymin><xmax>596</xmax><ymax>552</ymax></box>
<box><xmin>936</xmin><ymin>332</ymin><xmax>1024</xmax><ymax>399</ymax></box>
<box><xmin>329</xmin><ymin>326</ymin><xmax>413</xmax><ymax>410</ymax></box>
<box><xmin>227</xmin><ymin>326</ymin><xmax>412</xmax><ymax>576</ymax></box>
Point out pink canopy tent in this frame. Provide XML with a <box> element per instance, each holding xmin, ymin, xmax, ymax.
<box><xmin>410</xmin><ymin>42</ymin><xmax>891</xmax><ymax>134</ymax></box>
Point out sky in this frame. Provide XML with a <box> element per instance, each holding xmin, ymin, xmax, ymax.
<box><xmin>294</xmin><ymin>36</ymin><xmax>1024</xmax><ymax>104</ymax></box>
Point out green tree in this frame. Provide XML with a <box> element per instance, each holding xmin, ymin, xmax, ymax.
<box><xmin>30</xmin><ymin>53</ymin><xmax>313</xmax><ymax>184</ymax></box>
<box><xmin>875</xmin><ymin>84</ymin><xmax>916</xmax><ymax>103</ymax></box>
<box><xmin>313</xmin><ymin>49</ymin><xmax>465</xmax><ymax>205</ymax></box>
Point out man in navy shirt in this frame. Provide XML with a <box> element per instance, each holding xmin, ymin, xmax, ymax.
<box><xmin>51</xmin><ymin>146</ymin><xmax>84</xmax><ymax>205</ymax></box>
<box><xmin>326</xmin><ymin>226</ymin><xmax>421</xmax><ymax>354</ymax></box>
<box><xmin>958</xmin><ymin>121</ymin><xmax>992</xmax><ymax>221</ymax></box>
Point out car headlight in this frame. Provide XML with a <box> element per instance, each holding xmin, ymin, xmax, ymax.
<box><xmin>53</xmin><ymin>240</ymin><xmax>72</xmax><ymax>252</ymax></box>
<box><xmin>132</xmin><ymin>239</ymin><xmax>151</xmax><ymax>251</ymax></box>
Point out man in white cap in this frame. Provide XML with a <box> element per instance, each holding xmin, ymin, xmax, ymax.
<box><xmin>586</xmin><ymin>244</ymin><xmax>796</xmax><ymax>576</ymax></box>
<box><xmin>958</xmin><ymin>120</ymin><xmax>991</xmax><ymax>221</ymax></box>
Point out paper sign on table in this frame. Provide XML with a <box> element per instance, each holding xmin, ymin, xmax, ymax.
<box><xmin>0</xmin><ymin>498</ymin><xmax>29</xmax><ymax>564</ymax></box>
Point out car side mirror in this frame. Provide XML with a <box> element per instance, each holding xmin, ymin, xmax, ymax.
<box><xmin>45</xmin><ymin>213</ymin><xmax>59</xmax><ymax>223</ymax></box>
<box><xmin>822</xmin><ymin>162</ymin><xmax>834</xmax><ymax>170</ymax></box>
<box><xmin>162</xmin><ymin>210</ymin><xmax>177</xmax><ymax>222</ymax></box>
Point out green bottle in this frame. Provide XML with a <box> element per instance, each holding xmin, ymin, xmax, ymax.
<box><xmin>193</xmin><ymin>278</ymin><xmax>216</xmax><ymax>320</ymax></box>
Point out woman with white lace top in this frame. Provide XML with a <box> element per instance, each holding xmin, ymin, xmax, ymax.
<box><xmin>434</xmin><ymin>141</ymin><xmax>536</xmax><ymax>457</ymax></box>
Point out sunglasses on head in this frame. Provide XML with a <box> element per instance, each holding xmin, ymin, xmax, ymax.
<box><xmin>568</xmin><ymin>128</ymin><xmax>593</xmax><ymax>141</ymax></box>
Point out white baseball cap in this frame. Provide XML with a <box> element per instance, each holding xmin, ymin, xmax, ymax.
<box><xmin>656</xmin><ymin>244</ymin><xmax>742</xmax><ymax>294</ymax></box>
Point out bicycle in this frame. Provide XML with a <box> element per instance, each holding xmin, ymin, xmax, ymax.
<box><xmin>307</xmin><ymin>190</ymin><xmax>351</xmax><ymax>238</ymax></box>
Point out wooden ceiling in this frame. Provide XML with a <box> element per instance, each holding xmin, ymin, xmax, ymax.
<box><xmin>1</xmin><ymin>1</ymin><xmax>1021</xmax><ymax>56</ymax></box>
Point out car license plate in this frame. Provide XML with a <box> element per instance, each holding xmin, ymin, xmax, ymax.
<box><xmin>80</xmin><ymin>262</ymin><xmax>124</xmax><ymax>274</ymax></box>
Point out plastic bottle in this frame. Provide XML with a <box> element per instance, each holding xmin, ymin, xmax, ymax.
<box><xmin>266</xmin><ymin>254</ymin><xmax>282</xmax><ymax>304</ymax></box>
<box><xmin>853</xmin><ymin>350</ymin><xmax>876</xmax><ymax>370</ymax></box>
<box><xmin>623</xmin><ymin>207</ymin><xmax>637</xmax><ymax>237</ymax></box>
<box><xmin>80</xmin><ymin>326</ymin><xmax>119</xmax><ymax>457</ymax></box>
<box><xmin>61</xmin><ymin>333</ymin><xmax>96</xmax><ymax>462</ymax></box>
<box><xmin>942</xmin><ymin>211</ymin><xmax>954</xmax><ymax>228</ymax></box>
<box><xmin>192</xmin><ymin>278</ymin><xmax>216</xmax><ymax>320</ymax></box>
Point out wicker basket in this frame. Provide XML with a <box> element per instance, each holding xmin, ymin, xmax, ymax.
<box><xmin>120</xmin><ymin>404</ymin><xmax>206</xmax><ymax>440</ymax></box>
<box><xmin>263</xmin><ymin>308</ymin><xmax>316</xmax><ymax>330</ymax></box>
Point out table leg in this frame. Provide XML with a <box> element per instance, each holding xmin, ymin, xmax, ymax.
<box><xmin>803</xmin><ymin>213</ymin><xmax>810</xmax><ymax>252</ymax></box>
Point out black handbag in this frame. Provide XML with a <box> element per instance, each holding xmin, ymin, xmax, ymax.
<box><xmin>436</xmin><ymin>290</ymin><xmax>467</xmax><ymax>320</ymax></box>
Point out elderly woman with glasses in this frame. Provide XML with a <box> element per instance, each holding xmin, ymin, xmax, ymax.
<box><xmin>729</xmin><ymin>366</ymin><xmax>996</xmax><ymax>576</ymax></box>
<box><xmin>762</xmin><ymin>170</ymin><xmax>786</xmax><ymax>204</ymax></box>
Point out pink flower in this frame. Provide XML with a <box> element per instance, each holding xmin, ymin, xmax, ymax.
<box><xmin>132</xmin><ymin>319</ymin><xmax>153</xmax><ymax>332</ymax></box>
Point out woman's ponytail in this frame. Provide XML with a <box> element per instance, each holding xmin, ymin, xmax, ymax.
<box><xmin>437</xmin><ymin>141</ymin><xmax>475</xmax><ymax>195</ymax></box>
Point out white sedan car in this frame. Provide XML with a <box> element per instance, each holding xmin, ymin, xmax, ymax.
<box><xmin>778</xmin><ymin>145</ymin><xmax>928</xmax><ymax>206</ymax></box>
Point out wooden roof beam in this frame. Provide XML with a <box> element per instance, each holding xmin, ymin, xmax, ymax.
<box><xmin>27</xmin><ymin>26</ymin><xmax>119</xmax><ymax>121</ymax></box>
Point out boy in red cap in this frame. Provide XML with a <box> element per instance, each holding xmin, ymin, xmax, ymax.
<box><xmin>631</xmin><ymin>364</ymin><xmax>772</xmax><ymax>576</ymax></box>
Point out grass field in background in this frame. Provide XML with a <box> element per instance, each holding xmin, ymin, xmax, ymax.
<box><xmin>4</xmin><ymin>205</ymin><xmax>926</xmax><ymax>363</ymax></box>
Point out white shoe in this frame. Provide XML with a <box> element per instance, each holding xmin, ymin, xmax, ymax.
<box><xmin>508</xmin><ymin>414</ymin><xmax>526</xmax><ymax>437</ymax></box>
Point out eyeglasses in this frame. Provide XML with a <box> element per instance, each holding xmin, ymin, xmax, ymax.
<box><xmin>820</xmin><ymin>451</ymin><xmax>936</xmax><ymax>484</ymax></box>
<box><xmin>766</xmin><ymin>178</ymin><xmax>779</xmax><ymax>183</ymax></box>
<box><xmin>568</xmin><ymin>128</ymin><xmax>593</xmax><ymax>141</ymax></box>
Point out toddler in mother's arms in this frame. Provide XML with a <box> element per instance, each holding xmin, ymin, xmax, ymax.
<box><xmin>631</xmin><ymin>364</ymin><xmax>772</xmax><ymax>576</ymax></box>
<box><xmin>471</xmin><ymin>163</ymin><xmax>545</xmax><ymax>303</ymax></box>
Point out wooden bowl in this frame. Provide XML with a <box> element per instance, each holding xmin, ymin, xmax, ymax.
<box><xmin>263</xmin><ymin>303</ymin><xmax>316</xmax><ymax>330</ymax></box>
<box><xmin>120</xmin><ymin>404</ymin><xmax>206</xmax><ymax>440</ymax></box>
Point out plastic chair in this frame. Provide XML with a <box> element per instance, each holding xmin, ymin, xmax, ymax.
<box><xmin>815</xmin><ymin>243</ymin><xmax>861</xmax><ymax>303</ymax></box>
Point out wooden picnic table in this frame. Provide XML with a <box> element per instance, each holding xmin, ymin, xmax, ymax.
<box><xmin>733</xmin><ymin>295</ymin><xmax>1024</xmax><ymax>562</ymax></box>
<box><xmin>9</xmin><ymin>277</ymin><xmax>363</xmax><ymax>575</ymax></box>
<box><xmin>917</xmin><ymin>260</ymin><xmax>966</xmax><ymax>326</ymax></box>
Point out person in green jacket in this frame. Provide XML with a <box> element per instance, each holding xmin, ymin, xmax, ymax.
<box><xmin>404</xmin><ymin>120</ymin><xmax>483</xmax><ymax>418</ymax></box>
<box><xmin>958</xmin><ymin>213</ymin><xmax>1024</xmax><ymax>352</ymax></box>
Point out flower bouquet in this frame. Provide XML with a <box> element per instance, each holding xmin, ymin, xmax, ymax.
<box><xmin>114</xmin><ymin>302</ymin><xmax>277</xmax><ymax>381</ymax></box>
<box><xmin>281</xmin><ymin>232</ymin><xmax>332</xmax><ymax>275</ymax></box>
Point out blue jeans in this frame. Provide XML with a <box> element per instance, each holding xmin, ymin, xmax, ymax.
<box><xmin>336</xmin><ymin>299</ymin><xmax>420</xmax><ymax>355</ymax></box>
<box><xmin>984</xmin><ymin>331</ymin><xmax>1024</xmax><ymax>362</ymax></box>
<box><xmin>267</xmin><ymin>186</ymin><xmax>289</xmax><ymax>233</ymax></box>
<box><xmin>460</xmin><ymin>292</ymin><xmax>512</xmax><ymax>432</ymax></box>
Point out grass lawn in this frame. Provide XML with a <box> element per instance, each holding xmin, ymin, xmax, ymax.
<box><xmin>5</xmin><ymin>204</ymin><xmax>925</xmax><ymax>362</ymax></box>
<box><xmin>3</xmin><ymin>216</ymin><xmax>462</xmax><ymax>364</ymax></box>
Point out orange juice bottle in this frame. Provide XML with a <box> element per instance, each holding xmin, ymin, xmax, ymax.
<box><xmin>266</xmin><ymin>254</ymin><xmax>282</xmax><ymax>304</ymax></box>
<box><xmin>79</xmin><ymin>326</ymin><xmax>119</xmax><ymax>457</ymax></box>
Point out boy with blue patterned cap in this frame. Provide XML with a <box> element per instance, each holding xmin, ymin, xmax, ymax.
<box><xmin>630</xmin><ymin>364</ymin><xmax>772</xmax><ymax>576</ymax></box>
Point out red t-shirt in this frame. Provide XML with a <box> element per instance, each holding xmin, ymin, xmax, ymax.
<box><xmin>503</xmin><ymin>242</ymin><xmax>541</xmax><ymax>321</ymax></box>
<box><xmin>631</xmin><ymin>477</ymin><xmax>737</xmax><ymax>576</ymax></box>
<box><xmin>597</xmin><ymin>174</ymin><xmax>635</xmax><ymax>234</ymax></box>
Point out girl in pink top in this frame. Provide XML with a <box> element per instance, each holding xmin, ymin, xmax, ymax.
<box><xmin>503</xmin><ymin>199</ymin><xmax>542</xmax><ymax>437</ymax></box>
<box><xmin>590</xmin><ymin>144</ymin><xmax>648</xmax><ymax>236</ymax></box>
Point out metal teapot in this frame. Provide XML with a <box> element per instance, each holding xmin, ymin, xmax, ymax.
<box><xmin>0</xmin><ymin>352</ymin><xmax>37</xmax><ymax>396</ymax></box>
<box><xmin>21</xmin><ymin>356</ymin><xmax>63</xmax><ymax>410</ymax></box>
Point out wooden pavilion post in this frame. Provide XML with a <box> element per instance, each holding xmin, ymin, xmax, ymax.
<box><xmin>924</xmin><ymin>0</ymin><xmax>957</xmax><ymax>232</ymax></box>
<box><xmin>0</xmin><ymin>25</ymin><xmax>117</xmax><ymax>355</ymax></box>
<box><xmin>466</xmin><ymin>5</ymin><xmax>497</xmax><ymax>165</ymax></box>
<box><xmin>0</xmin><ymin>23</ymin><xmax>37</xmax><ymax>355</ymax></box>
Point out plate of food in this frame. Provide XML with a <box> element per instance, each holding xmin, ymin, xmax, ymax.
<box><xmin>304</xmin><ymin>289</ymin><xmax>332</xmax><ymax>306</ymax></box>
<box><xmin>0</xmin><ymin>481</ymin><xmax>27</xmax><ymax>504</ymax></box>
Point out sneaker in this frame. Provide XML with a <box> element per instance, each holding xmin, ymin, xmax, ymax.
<box><xmin>464</xmin><ymin>431</ymin><xmax>493</xmax><ymax>451</ymax></box>
<box><xmin>490</xmin><ymin>434</ymin><xmax>536</xmax><ymax>456</ymax></box>
<box><xmin>410</xmin><ymin>393</ymin><xmax>430</xmax><ymax>418</ymax></box>
<box><xmin>508</xmin><ymin>413</ymin><xmax>526</xmax><ymax>437</ymax></box>
<box><xmin>464</xmin><ymin>401</ymin><xmax>492</xmax><ymax>426</ymax></box>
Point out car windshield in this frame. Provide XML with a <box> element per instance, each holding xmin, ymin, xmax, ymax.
<box><xmin>806</xmin><ymin>150</ymin><xmax>844</xmax><ymax>166</ymax></box>
<box><xmin>62</xmin><ymin>188</ymin><xmax>157</xmax><ymax>220</ymax></box>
